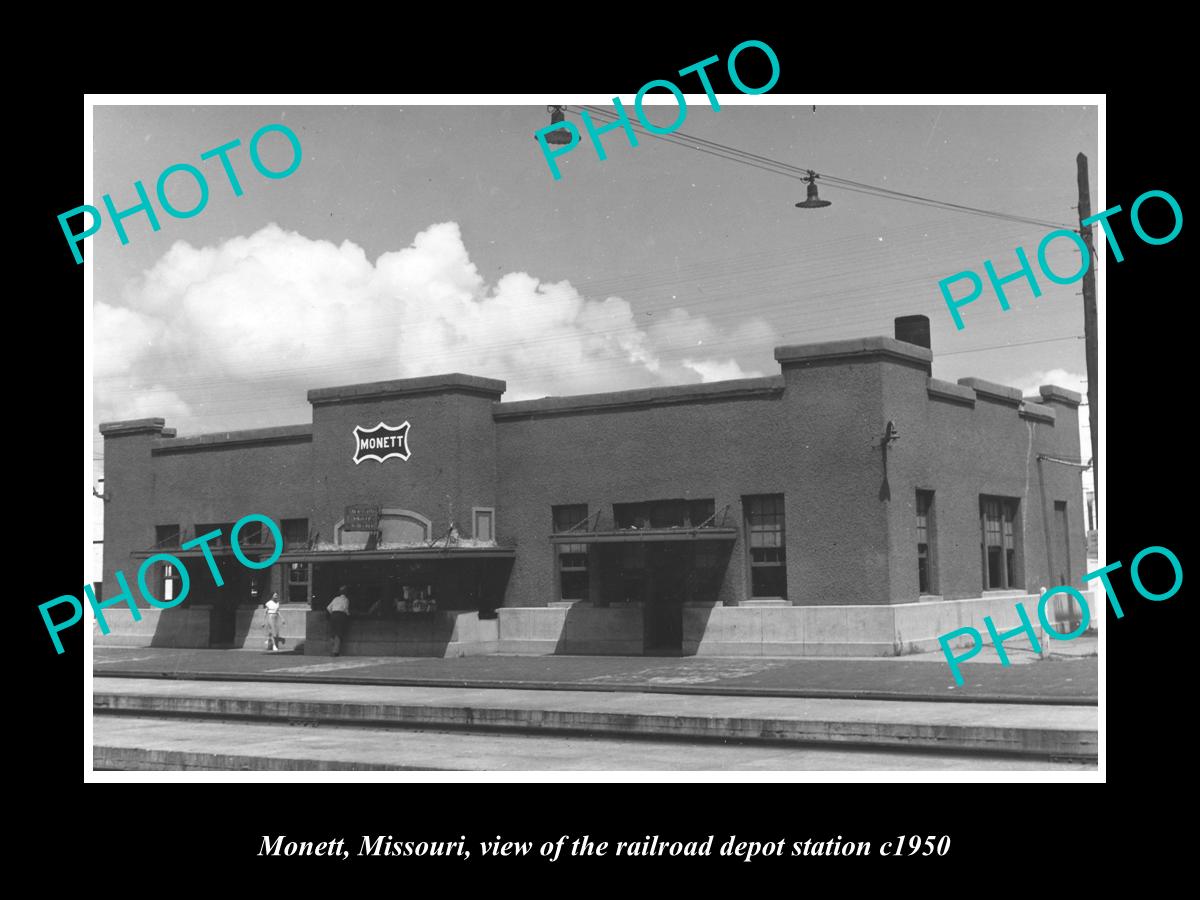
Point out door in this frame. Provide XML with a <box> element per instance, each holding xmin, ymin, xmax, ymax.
<box><xmin>1053</xmin><ymin>501</ymin><xmax>1080</xmax><ymax>630</ymax></box>
<box><xmin>209</xmin><ymin>590</ymin><xmax>238</xmax><ymax>647</ymax></box>
<box><xmin>208</xmin><ymin>559</ymin><xmax>251</xmax><ymax>647</ymax></box>
<box><xmin>1054</xmin><ymin>501</ymin><xmax>1071</xmax><ymax>586</ymax></box>
<box><xmin>643</xmin><ymin>544</ymin><xmax>685</xmax><ymax>654</ymax></box>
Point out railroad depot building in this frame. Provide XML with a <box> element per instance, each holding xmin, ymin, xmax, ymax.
<box><xmin>98</xmin><ymin>317</ymin><xmax>1088</xmax><ymax>657</ymax></box>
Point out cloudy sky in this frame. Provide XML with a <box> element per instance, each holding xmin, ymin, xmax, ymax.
<box><xmin>90</xmin><ymin>102</ymin><xmax>1097</xmax><ymax>479</ymax></box>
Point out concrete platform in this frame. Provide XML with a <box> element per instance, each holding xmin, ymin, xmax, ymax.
<box><xmin>94</xmin><ymin>716</ymin><xmax>1095</xmax><ymax>771</ymax></box>
<box><xmin>93</xmin><ymin>677</ymin><xmax>1097</xmax><ymax>760</ymax></box>
<box><xmin>92</xmin><ymin>645</ymin><xmax>1098</xmax><ymax>704</ymax></box>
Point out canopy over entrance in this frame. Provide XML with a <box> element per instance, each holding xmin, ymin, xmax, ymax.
<box><xmin>279</xmin><ymin>547</ymin><xmax>515</xmax><ymax>562</ymax></box>
<box><xmin>549</xmin><ymin>528</ymin><xmax>738</xmax><ymax>544</ymax></box>
<box><xmin>285</xmin><ymin>547</ymin><xmax>515</xmax><ymax>618</ymax></box>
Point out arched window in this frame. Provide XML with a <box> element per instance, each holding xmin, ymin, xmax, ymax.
<box><xmin>335</xmin><ymin>508</ymin><xmax>432</xmax><ymax>547</ymax></box>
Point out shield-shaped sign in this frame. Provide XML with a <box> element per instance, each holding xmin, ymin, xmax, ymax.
<box><xmin>352</xmin><ymin>421</ymin><xmax>411</xmax><ymax>464</ymax></box>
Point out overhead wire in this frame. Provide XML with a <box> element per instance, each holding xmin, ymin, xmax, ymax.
<box><xmin>935</xmin><ymin>334</ymin><xmax>1083</xmax><ymax>357</ymax></box>
<box><xmin>569</xmin><ymin>104</ymin><xmax>1075</xmax><ymax>231</ymax></box>
<box><xmin>96</xmin><ymin>111</ymin><xmax>1082</xmax><ymax>380</ymax></box>
<box><xmin>94</xmin><ymin>108</ymin><xmax>1089</xmax><ymax>429</ymax></box>
<box><xmin>92</xmin><ymin>328</ymin><xmax>1086</xmax><ymax>426</ymax></box>
<box><xmin>94</xmin><ymin>210</ymin><xmax>1071</xmax><ymax>381</ymax></box>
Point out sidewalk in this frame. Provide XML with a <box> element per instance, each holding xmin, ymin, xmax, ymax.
<box><xmin>93</xmin><ymin>641</ymin><xmax>1098</xmax><ymax>704</ymax></box>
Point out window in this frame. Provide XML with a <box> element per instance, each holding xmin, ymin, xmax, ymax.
<box><xmin>688</xmin><ymin>499</ymin><xmax>717</xmax><ymax>527</ymax></box>
<box><xmin>472</xmin><ymin>508</ymin><xmax>495</xmax><ymax>542</ymax></box>
<box><xmin>287</xmin><ymin>562</ymin><xmax>310</xmax><ymax>604</ymax></box>
<box><xmin>195</xmin><ymin>523</ymin><xmax>234</xmax><ymax>546</ymax></box>
<box><xmin>161</xmin><ymin>562</ymin><xmax>183</xmax><ymax>602</ymax></box>
<box><xmin>552</xmin><ymin>505</ymin><xmax>590</xmax><ymax>601</ymax></box>
<box><xmin>916</xmin><ymin>490</ymin><xmax>936</xmax><ymax>594</ymax></box>
<box><xmin>745</xmin><ymin>494</ymin><xmax>786</xmax><ymax>599</ymax></box>
<box><xmin>282</xmin><ymin>518</ymin><xmax>310</xmax><ymax>548</ymax></box>
<box><xmin>980</xmin><ymin>496</ymin><xmax>1021</xmax><ymax>590</ymax></box>
<box><xmin>373</xmin><ymin>510</ymin><xmax>431</xmax><ymax>545</ymax></box>
<box><xmin>613</xmin><ymin>498</ymin><xmax>715</xmax><ymax>529</ymax></box>
<box><xmin>235</xmin><ymin>520</ymin><xmax>264</xmax><ymax>546</ymax></box>
<box><xmin>614</xmin><ymin>502</ymin><xmax>651</xmax><ymax>530</ymax></box>
<box><xmin>155</xmin><ymin>525</ymin><xmax>181</xmax><ymax>548</ymax></box>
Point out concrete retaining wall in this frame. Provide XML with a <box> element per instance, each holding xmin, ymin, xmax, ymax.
<box><xmin>494</xmin><ymin>594</ymin><xmax>1051</xmax><ymax>657</ymax></box>
<box><xmin>236</xmin><ymin>606</ymin><xmax>309</xmax><ymax>651</ymax></box>
<box><xmin>94</xmin><ymin>605</ymin><xmax>309</xmax><ymax>650</ymax></box>
<box><xmin>94</xmin><ymin>607</ymin><xmax>211</xmax><ymax>649</ymax></box>
<box><xmin>892</xmin><ymin>594</ymin><xmax>1045</xmax><ymax>654</ymax></box>
<box><xmin>96</xmin><ymin>593</ymin><xmax>1071</xmax><ymax>658</ymax></box>
<box><xmin>497</xmin><ymin>606</ymin><xmax>643</xmax><ymax>655</ymax></box>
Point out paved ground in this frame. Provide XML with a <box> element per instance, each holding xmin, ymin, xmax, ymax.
<box><xmin>94</xmin><ymin>715</ymin><xmax>1095</xmax><ymax>771</ymax></box>
<box><xmin>93</xmin><ymin>640</ymin><xmax>1098</xmax><ymax>704</ymax></box>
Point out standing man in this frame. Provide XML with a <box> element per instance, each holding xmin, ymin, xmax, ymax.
<box><xmin>327</xmin><ymin>585</ymin><xmax>351</xmax><ymax>656</ymax></box>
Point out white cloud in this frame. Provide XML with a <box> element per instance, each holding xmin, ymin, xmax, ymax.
<box><xmin>95</xmin><ymin>222</ymin><xmax>777</xmax><ymax>429</ymax></box>
<box><xmin>1010</xmin><ymin>368</ymin><xmax>1086</xmax><ymax>398</ymax></box>
<box><xmin>681</xmin><ymin>358</ymin><xmax>755</xmax><ymax>383</ymax></box>
<box><xmin>95</xmin><ymin>385</ymin><xmax>191</xmax><ymax>423</ymax></box>
<box><xmin>1010</xmin><ymin>367</ymin><xmax>1092</xmax><ymax>463</ymax></box>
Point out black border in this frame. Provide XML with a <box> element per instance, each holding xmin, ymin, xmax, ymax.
<box><xmin>33</xmin><ymin>29</ymin><xmax>1186</xmax><ymax>882</ymax></box>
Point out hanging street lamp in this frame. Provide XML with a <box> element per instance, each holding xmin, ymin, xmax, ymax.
<box><xmin>795</xmin><ymin>170</ymin><xmax>832</xmax><ymax>209</ymax></box>
<box><xmin>537</xmin><ymin>106</ymin><xmax>574</xmax><ymax>145</ymax></box>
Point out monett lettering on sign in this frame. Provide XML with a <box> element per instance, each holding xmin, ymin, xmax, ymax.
<box><xmin>352</xmin><ymin>421</ymin><xmax>411</xmax><ymax>464</ymax></box>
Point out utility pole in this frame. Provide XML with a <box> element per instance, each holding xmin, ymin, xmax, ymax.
<box><xmin>1076</xmin><ymin>153</ymin><xmax>1098</xmax><ymax>510</ymax></box>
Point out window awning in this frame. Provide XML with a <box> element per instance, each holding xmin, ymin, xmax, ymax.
<box><xmin>278</xmin><ymin>547</ymin><xmax>516</xmax><ymax>563</ymax></box>
<box><xmin>129</xmin><ymin>544</ymin><xmax>289</xmax><ymax>560</ymax></box>
<box><xmin>550</xmin><ymin>528</ymin><xmax>738</xmax><ymax>545</ymax></box>
<box><xmin>131</xmin><ymin>547</ymin><xmax>233</xmax><ymax>560</ymax></box>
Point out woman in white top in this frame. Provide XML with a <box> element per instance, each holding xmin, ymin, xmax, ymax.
<box><xmin>264</xmin><ymin>592</ymin><xmax>285</xmax><ymax>651</ymax></box>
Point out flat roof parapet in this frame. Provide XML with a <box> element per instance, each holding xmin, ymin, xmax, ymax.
<box><xmin>774</xmin><ymin>336</ymin><xmax>933</xmax><ymax>368</ymax></box>
<box><xmin>99</xmin><ymin>418</ymin><xmax>167</xmax><ymax>437</ymax></box>
<box><xmin>152</xmin><ymin>423</ymin><xmax>313</xmax><ymax>454</ymax></box>
<box><xmin>1019</xmin><ymin>401</ymin><xmax>1057</xmax><ymax>424</ymax></box>
<box><xmin>308</xmin><ymin>373</ymin><xmax>506</xmax><ymax>405</ymax></box>
<box><xmin>494</xmin><ymin>375</ymin><xmax>785</xmax><ymax>420</ymax></box>
<box><xmin>1039</xmin><ymin>384</ymin><xmax>1083</xmax><ymax>406</ymax></box>
<box><xmin>927</xmin><ymin>378</ymin><xmax>976</xmax><ymax>406</ymax></box>
<box><xmin>957</xmin><ymin>377</ymin><xmax>1022</xmax><ymax>406</ymax></box>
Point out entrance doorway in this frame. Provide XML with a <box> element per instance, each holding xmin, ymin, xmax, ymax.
<box><xmin>1053</xmin><ymin>501</ymin><xmax>1081</xmax><ymax>631</ymax></box>
<box><xmin>206</xmin><ymin>561</ymin><xmax>259</xmax><ymax>648</ymax></box>
<box><xmin>209</xmin><ymin>595</ymin><xmax>237</xmax><ymax>647</ymax></box>
<box><xmin>643</xmin><ymin>544</ymin><xmax>687</xmax><ymax>654</ymax></box>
